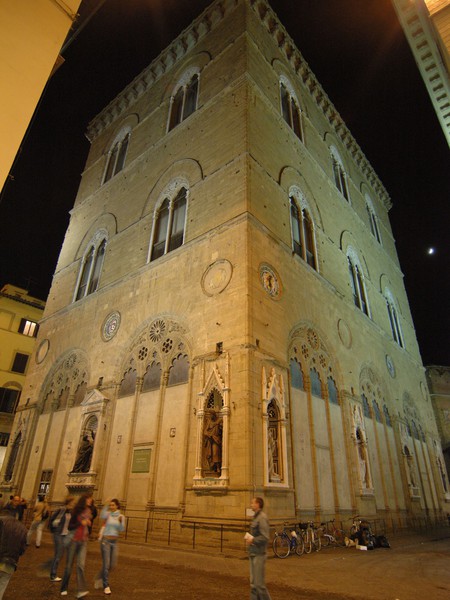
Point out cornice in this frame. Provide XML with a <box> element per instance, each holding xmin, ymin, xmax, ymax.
<box><xmin>86</xmin><ymin>0</ymin><xmax>239</xmax><ymax>142</ymax></box>
<box><xmin>249</xmin><ymin>0</ymin><xmax>392</xmax><ymax>210</ymax></box>
<box><xmin>86</xmin><ymin>0</ymin><xmax>392</xmax><ymax>210</ymax></box>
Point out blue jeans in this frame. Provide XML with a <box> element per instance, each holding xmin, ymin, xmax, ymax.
<box><xmin>99</xmin><ymin>538</ymin><xmax>118</xmax><ymax>588</ymax></box>
<box><xmin>60</xmin><ymin>539</ymin><xmax>88</xmax><ymax>594</ymax></box>
<box><xmin>50</xmin><ymin>533</ymin><xmax>66</xmax><ymax>579</ymax></box>
<box><xmin>249</xmin><ymin>553</ymin><xmax>272</xmax><ymax>600</ymax></box>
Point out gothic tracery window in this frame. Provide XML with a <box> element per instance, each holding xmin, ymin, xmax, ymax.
<box><xmin>365</xmin><ymin>195</ymin><xmax>382</xmax><ymax>244</ymax></box>
<box><xmin>385</xmin><ymin>289</ymin><xmax>404</xmax><ymax>348</ymax></box>
<box><xmin>330</xmin><ymin>146</ymin><xmax>350</xmax><ymax>201</ymax></box>
<box><xmin>75</xmin><ymin>236</ymin><xmax>107</xmax><ymax>301</ymax></box>
<box><xmin>150</xmin><ymin>187</ymin><xmax>187</xmax><ymax>261</ymax></box>
<box><xmin>290</xmin><ymin>194</ymin><xmax>317</xmax><ymax>270</ymax></box>
<box><xmin>168</xmin><ymin>71</ymin><xmax>199</xmax><ymax>131</ymax></box>
<box><xmin>347</xmin><ymin>252</ymin><xmax>369</xmax><ymax>316</ymax></box>
<box><xmin>280</xmin><ymin>79</ymin><xmax>303</xmax><ymax>141</ymax></box>
<box><xmin>103</xmin><ymin>130</ymin><xmax>130</xmax><ymax>183</ymax></box>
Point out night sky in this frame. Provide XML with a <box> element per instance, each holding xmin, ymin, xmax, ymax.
<box><xmin>0</xmin><ymin>0</ymin><xmax>448</xmax><ymax>365</ymax></box>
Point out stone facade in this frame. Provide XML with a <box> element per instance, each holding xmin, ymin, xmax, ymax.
<box><xmin>2</xmin><ymin>0</ymin><xmax>448</xmax><ymax>525</ymax></box>
<box><xmin>427</xmin><ymin>366</ymin><xmax>450</xmax><ymax>482</ymax></box>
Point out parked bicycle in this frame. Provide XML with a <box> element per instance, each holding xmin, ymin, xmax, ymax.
<box><xmin>319</xmin><ymin>519</ymin><xmax>346</xmax><ymax>547</ymax></box>
<box><xmin>273</xmin><ymin>524</ymin><xmax>305</xmax><ymax>558</ymax></box>
<box><xmin>299</xmin><ymin>521</ymin><xmax>321</xmax><ymax>553</ymax></box>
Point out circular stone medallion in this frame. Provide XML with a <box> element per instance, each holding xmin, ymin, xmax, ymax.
<box><xmin>337</xmin><ymin>319</ymin><xmax>352</xmax><ymax>349</ymax></box>
<box><xmin>102</xmin><ymin>311</ymin><xmax>121</xmax><ymax>341</ymax></box>
<box><xmin>201</xmin><ymin>259</ymin><xmax>233</xmax><ymax>296</ymax></box>
<box><xmin>259</xmin><ymin>264</ymin><xmax>281</xmax><ymax>299</ymax></box>
<box><xmin>36</xmin><ymin>339</ymin><xmax>50</xmax><ymax>364</ymax></box>
<box><xmin>386</xmin><ymin>354</ymin><xmax>395</xmax><ymax>378</ymax></box>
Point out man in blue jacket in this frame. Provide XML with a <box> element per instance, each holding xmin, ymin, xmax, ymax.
<box><xmin>245</xmin><ymin>497</ymin><xmax>272</xmax><ymax>600</ymax></box>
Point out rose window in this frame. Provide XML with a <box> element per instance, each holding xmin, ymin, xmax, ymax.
<box><xmin>149</xmin><ymin>319</ymin><xmax>166</xmax><ymax>343</ymax></box>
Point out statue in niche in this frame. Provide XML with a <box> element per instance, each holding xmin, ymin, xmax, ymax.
<box><xmin>437</xmin><ymin>457</ymin><xmax>448</xmax><ymax>493</ymax></box>
<box><xmin>72</xmin><ymin>430</ymin><xmax>95</xmax><ymax>473</ymax></box>
<box><xmin>358</xmin><ymin>441</ymin><xmax>369</xmax><ymax>488</ymax></box>
<box><xmin>268</xmin><ymin>428</ymin><xmax>280</xmax><ymax>482</ymax></box>
<box><xmin>404</xmin><ymin>448</ymin><xmax>417</xmax><ymax>487</ymax></box>
<box><xmin>203</xmin><ymin>410</ymin><xmax>223</xmax><ymax>474</ymax></box>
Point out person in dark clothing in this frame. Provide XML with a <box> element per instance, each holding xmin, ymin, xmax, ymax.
<box><xmin>4</xmin><ymin>496</ymin><xmax>21</xmax><ymax>520</ymax></box>
<box><xmin>49</xmin><ymin>495</ymin><xmax>75</xmax><ymax>582</ymax></box>
<box><xmin>0</xmin><ymin>509</ymin><xmax>27</xmax><ymax>599</ymax></box>
<box><xmin>245</xmin><ymin>497</ymin><xmax>272</xmax><ymax>600</ymax></box>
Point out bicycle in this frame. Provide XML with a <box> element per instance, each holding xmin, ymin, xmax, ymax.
<box><xmin>273</xmin><ymin>524</ymin><xmax>305</xmax><ymax>558</ymax></box>
<box><xmin>299</xmin><ymin>521</ymin><xmax>321</xmax><ymax>553</ymax></box>
<box><xmin>320</xmin><ymin>519</ymin><xmax>346</xmax><ymax>547</ymax></box>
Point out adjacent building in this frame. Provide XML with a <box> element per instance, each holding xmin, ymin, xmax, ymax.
<box><xmin>2</xmin><ymin>0</ymin><xmax>448</xmax><ymax>529</ymax></box>
<box><xmin>0</xmin><ymin>285</ymin><xmax>45</xmax><ymax>470</ymax></box>
<box><xmin>0</xmin><ymin>0</ymin><xmax>82</xmax><ymax>190</ymax></box>
<box><xmin>392</xmin><ymin>0</ymin><xmax>450</xmax><ymax>146</ymax></box>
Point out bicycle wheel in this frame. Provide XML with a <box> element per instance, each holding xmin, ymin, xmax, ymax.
<box><xmin>273</xmin><ymin>533</ymin><xmax>290</xmax><ymax>558</ymax></box>
<box><xmin>304</xmin><ymin>529</ymin><xmax>313</xmax><ymax>554</ymax></box>
<box><xmin>295</xmin><ymin>534</ymin><xmax>305</xmax><ymax>556</ymax></box>
<box><xmin>320</xmin><ymin>533</ymin><xmax>331</xmax><ymax>548</ymax></box>
<box><xmin>313</xmin><ymin>532</ymin><xmax>321</xmax><ymax>552</ymax></box>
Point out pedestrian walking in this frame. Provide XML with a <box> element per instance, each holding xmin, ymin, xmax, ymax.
<box><xmin>26</xmin><ymin>496</ymin><xmax>49</xmax><ymax>547</ymax></box>
<box><xmin>94</xmin><ymin>498</ymin><xmax>125</xmax><ymax>595</ymax></box>
<box><xmin>245</xmin><ymin>497</ymin><xmax>272</xmax><ymax>600</ymax></box>
<box><xmin>4</xmin><ymin>496</ymin><xmax>21</xmax><ymax>520</ymax></box>
<box><xmin>49</xmin><ymin>495</ymin><xmax>75</xmax><ymax>582</ymax></box>
<box><xmin>60</xmin><ymin>493</ymin><xmax>93</xmax><ymax>598</ymax></box>
<box><xmin>0</xmin><ymin>508</ymin><xmax>27</xmax><ymax>599</ymax></box>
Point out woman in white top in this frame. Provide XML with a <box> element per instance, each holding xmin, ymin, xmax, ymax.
<box><xmin>94</xmin><ymin>499</ymin><xmax>125</xmax><ymax>595</ymax></box>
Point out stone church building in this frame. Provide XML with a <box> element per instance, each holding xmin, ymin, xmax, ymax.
<box><xmin>2</xmin><ymin>0</ymin><xmax>448</xmax><ymax>529</ymax></box>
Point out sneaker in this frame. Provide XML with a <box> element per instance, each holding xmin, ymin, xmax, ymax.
<box><xmin>104</xmin><ymin>588</ymin><xmax>111</xmax><ymax>595</ymax></box>
<box><xmin>94</xmin><ymin>578</ymin><xmax>103</xmax><ymax>589</ymax></box>
<box><xmin>51</xmin><ymin>577</ymin><xmax>62</xmax><ymax>582</ymax></box>
<box><xmin>77</xmin><ymin>593</ymin><xmax>89</xmax><ymax>599</ymax></box>
<box><xmin>61</xmin><ymin>593</ymin><xmax>68</xmax><ymax>597</ymax></box>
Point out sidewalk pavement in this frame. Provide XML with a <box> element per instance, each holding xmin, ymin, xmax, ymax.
<box><xmin>4</xmin><ymin>528</ymin><xmax>450</xmax><ymax>600</ymax></box>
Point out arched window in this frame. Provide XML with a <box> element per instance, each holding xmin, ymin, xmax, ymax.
<box><xmin>372</xmin><ymin>400</ymin><xmax>382</xmax><ymax>423</ymax></box>
<box><xmin>168</xmin><ymin>354</ymin><xmax>189</xmax><ymax>386</ymax></box>
<box><xmin>365</xmin><ymin>194</ymin><xmax>381</xmax><ymax>243</ymax></box>
<box><xmin>289</xmin><ymin>358</ymin><xmax>304</xmax><ymax>390</ymax></box>
<box><xmin>384</xmin><ymin>289</ymin><xmax>404</xmax><ymax>348</ymax></box>
<box><xmin>330</xmin><ymin>146</ymin><xmax>350</xmax><ymax>201</ymax></box>
<box><xmin>289</xmin><ymin>191</ymin><xmax>317</xmax><ymax>270</ymax></box>
<box><xmin>75</xmin><ymin>235</ymin><xmax>107</xmax><ymax>301</ymax></box>
<box><xmin>142</xmin><ymin>361</ymin><xmax>162</xmax><ymax>392</ymax></box>
<box><xmin>103</xmin><ymin>130</ymin><xmax>130</xmax><ymax>183</ymax></box>
<box><xmin>383</xmin><ymin>404</ymin><xmax>392</xmax><ymax>427</ymax></box>
<box><xmin>150</xmin><ymin>187</ymin><xmax>187</xmax><ymax>261</ymax></box>
<box><xmin>280</xmin><ymin>77</ymin><xmax>303</xmax><ymax>141</ymax></box>
<box><xmin>310</xmin><ymin>368</ymin><xmax>322</xmax><ymax>397</ymax></box>
<box><xmin>327</xmin><ymin>376</ymin><xmax>339</xmax><ymax>405</ymax></box>
<box><xmin>168</xmin><ymin>70</ymin><xmax>199</xmax><ymax>131</ymax></box>
<box><xmin>361</xmin><ymin>394</ymin><xmax>371</xmax><ymax>418</ymax></box>
<box><xmin>347</xmin><ymin>249</ymin><xmax>369</xmax><ymax>316</ymax></box>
